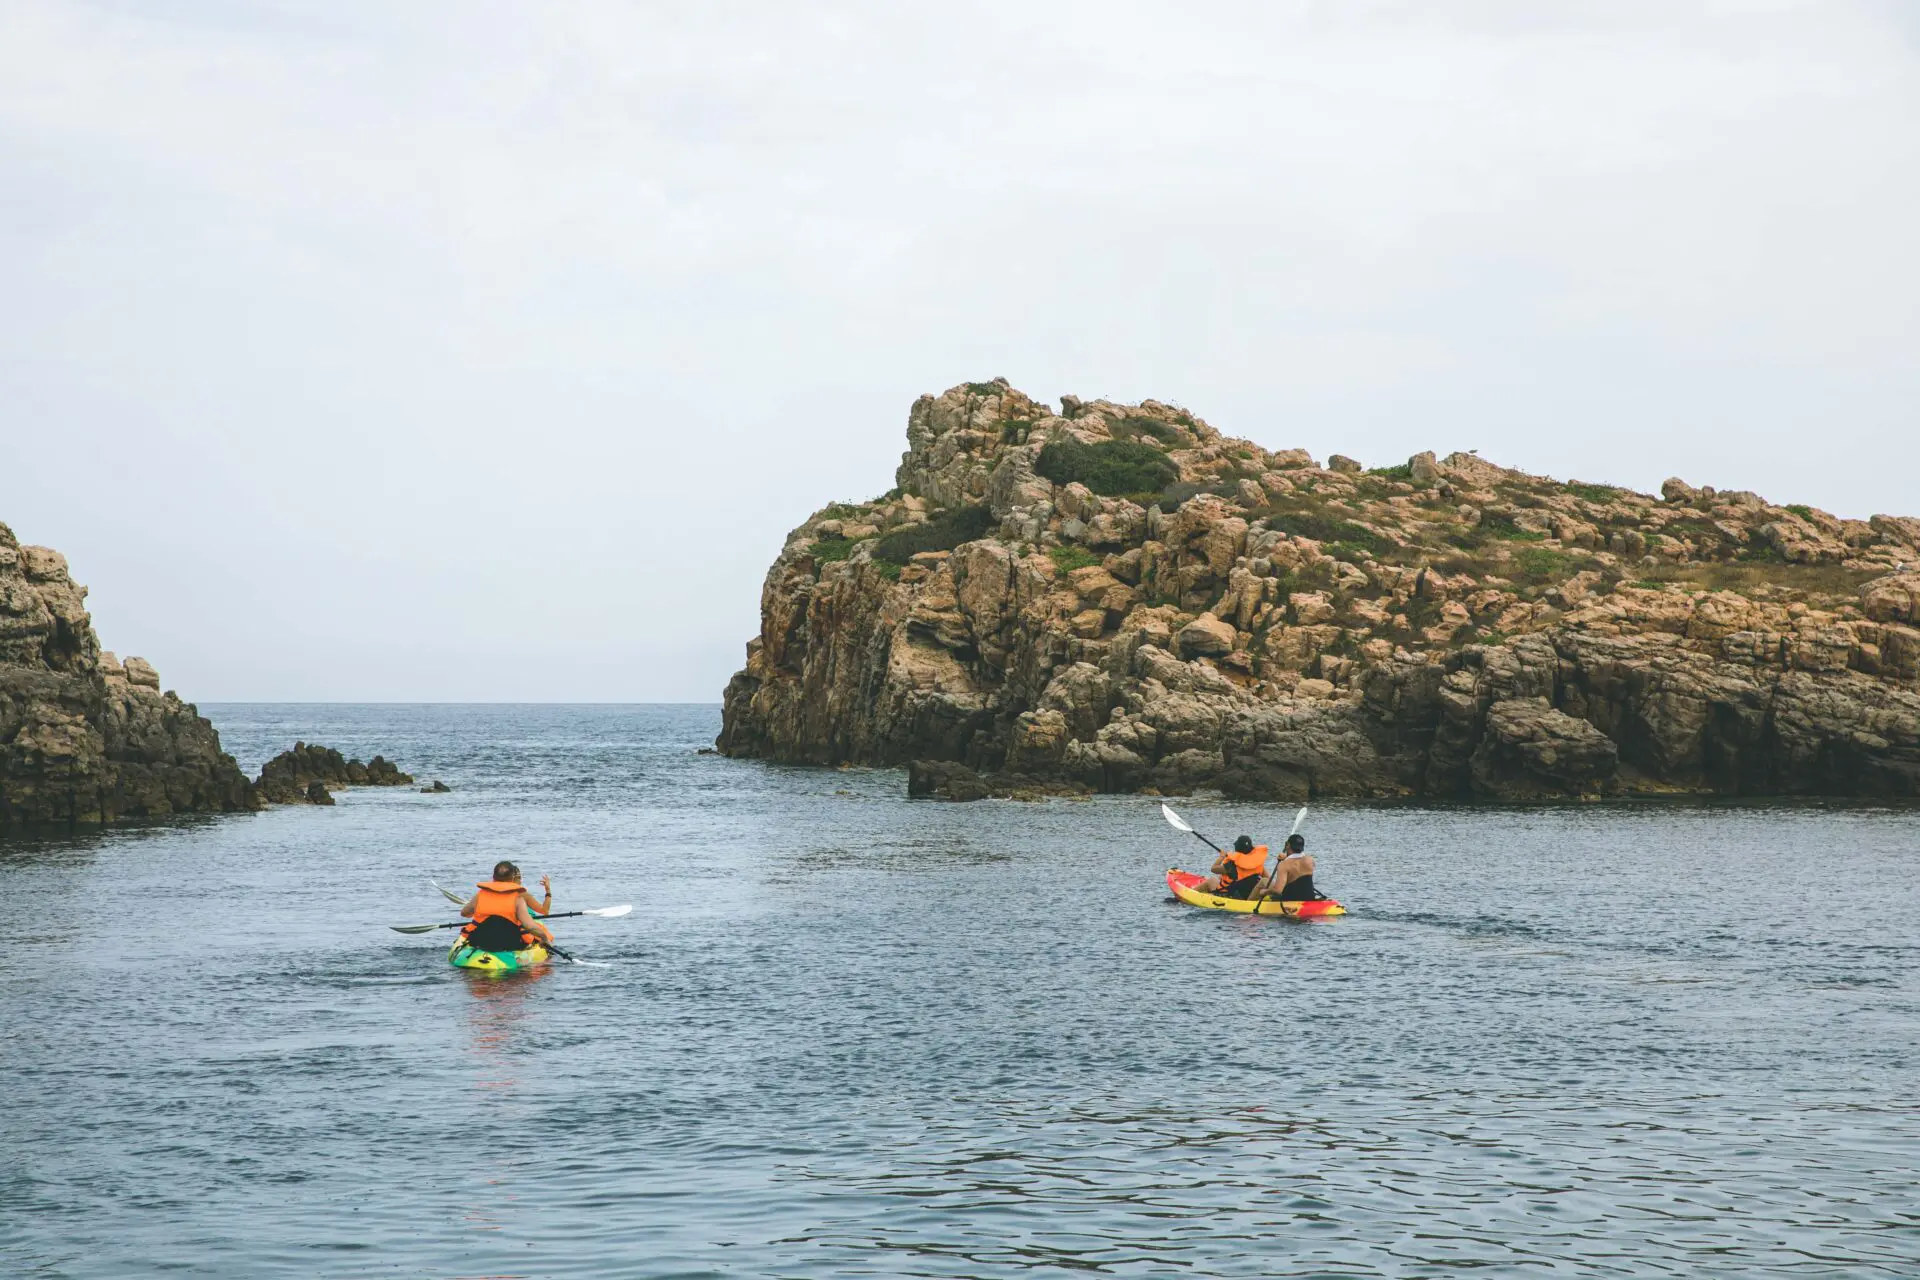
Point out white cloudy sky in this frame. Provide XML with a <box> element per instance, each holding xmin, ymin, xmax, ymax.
<box><xmin>2</xmin><ymin>1</ymin><xmax>1915</xmax><ymax>701</ymax></box>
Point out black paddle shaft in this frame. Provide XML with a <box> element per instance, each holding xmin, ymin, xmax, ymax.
<box><xmin>1186</xmin><ymin>829</ymin><xmax>1225</xmax><ymax>855</ymax></box>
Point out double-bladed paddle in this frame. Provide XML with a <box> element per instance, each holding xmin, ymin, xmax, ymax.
<box><xmin>387</xmin><ymin>903</ymin><xmax>632</xmax><ymax>934</ymax></box>
<box><xmin>412</xmin><ymin>878</ymin><xmax>627</xmax><ymax>964</ymax></box>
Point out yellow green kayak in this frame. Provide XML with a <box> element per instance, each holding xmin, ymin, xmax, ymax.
<box><xmin>1167</xmin><ymin>868</ymin><xmax>1347</xmax><ymax>917</ymax></box>
<box><xmin>448</xmin><ymin>939</ymin><xmax>550</xmax><ymax>972</ymax></box>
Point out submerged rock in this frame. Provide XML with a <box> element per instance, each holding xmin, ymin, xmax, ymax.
<box><xmin>718</xmin><ymin>381</ymin><xmax>1920</xmax><ymax>800</ymax></box>
<box><xmin>1</xmin><ymin>522</ymin><xmax>257</xmax><ymax>830</ymax></box>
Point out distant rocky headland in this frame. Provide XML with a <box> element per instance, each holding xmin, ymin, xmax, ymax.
<box><xmin>719</xmin><ymin>380</ymin><xmax>1920</xmax><ymax>800</ymax></box>
<box><xmin>1</xmin><ymin>520</ymin><xmax>422</xmax><ymax>831</ymax></box>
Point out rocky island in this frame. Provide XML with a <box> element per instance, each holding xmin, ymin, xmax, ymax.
<box><xmin>1</xmin><ymin>521</ymin><xmax>257</xmax><ymax>829</ymax></box>
<box><xmin>255</xmin><ymin>742</ymin><xmax>414</xmax><ymax>806</ymax></box>
<box><xmin>719</xmin><ymin>380</ymin><xmax>1920</xmax><ymax>799</ymax></box>
<box><xmin>2</xmin><ymin>519</ymin><xmax>426</xmax><ymax>831</ymax></box>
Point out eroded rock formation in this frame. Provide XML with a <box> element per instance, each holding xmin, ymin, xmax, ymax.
<box><xmin>255</xmin><ymin>742</ymin><xmax>414</xmax><ymax>804</ymax></box>
<box><xmin>720</xmin><ymin>380</ymin><xmax>1920</xmax><ymax>800</ymax></box>
<box><xmin>1</xmin><ymin>522</ymin><xmax>257</xmax><ymax>829</ymax></box>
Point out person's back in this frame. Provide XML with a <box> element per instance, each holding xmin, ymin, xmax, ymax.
<box><xmin>460</xmin><ymin>860</ymin><xmax>553</xmax><ymax>950</ymax></box>
<box><xmin>1267</xmin><ymin>834</ymin><xmax>1324</xmax><ymax>901</ymax></box>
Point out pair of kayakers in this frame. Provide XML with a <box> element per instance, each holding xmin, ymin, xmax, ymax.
<box><xmin>458</xmin><ymin>861</ymin><xmax>555</xmax><ymax>951</ymax></box>
<box><xmin>1198</xmin><ymin>833</ymin><xmax>1323</xmax><ymax>902</ymax></box>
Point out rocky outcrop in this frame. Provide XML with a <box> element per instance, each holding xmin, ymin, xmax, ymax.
<box><xmin>254</xmin><ymin>742</ymin><xmax>414</xmax><ymax>805</ymax></box>
<box><xmin>719</xmin><ymin>381</ymin><xmax>1920</xmax><ymax>800</ymax></box>
<box><xmin>1</xmin><ymin>523</ymin><xmax>257</xmax><ymax>829</ymax></box>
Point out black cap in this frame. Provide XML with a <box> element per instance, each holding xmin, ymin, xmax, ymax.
<box><xmin>1234</xmin><ymin>835</ymin><xmax>1253</xmax><ymax>853</ymax></box>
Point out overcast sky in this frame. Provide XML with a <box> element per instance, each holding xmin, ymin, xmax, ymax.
<box><xmin>2</xmin><ymin>1</ymin><xmax>1916</xmax><ymax>701</ymax></box>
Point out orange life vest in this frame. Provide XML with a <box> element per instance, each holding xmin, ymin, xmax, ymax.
<box><xmin>471</xmin><ymin>880</ymin><xmax>527</xmax><ymax>923</ymax></box>
<box><xmin>1222</xmin><ymin>845</ymin><xmax>1268</xmax><ymax>884</ymax></box>
<box><xmin>463</xmin><ymin>880</ymin><xmax>534</xmax><ymax>945</ymax></box>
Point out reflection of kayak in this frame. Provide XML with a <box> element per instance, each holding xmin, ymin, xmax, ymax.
<box><xmin>448</xmin><ymin>940</ymin><xmax>550</xmax><ymax>972</ymax></box>
<box><xmin>1166</xmin><ymin>869</ymin><xmax>1347</xmax><ymax>918</ymax></box>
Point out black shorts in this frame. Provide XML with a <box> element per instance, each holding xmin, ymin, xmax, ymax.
<box><xmin>1222</xmin><ymin>875</ymin><xmax>1262</xmax><ymax>899</ymax></box>
<box><xmin>464</xmin><ymin>915</ymin><xmax>537</xmax><ymax>952</ymax></box>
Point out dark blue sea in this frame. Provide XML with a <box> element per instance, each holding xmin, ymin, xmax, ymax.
<box><xmin>3</xmin><ymin>704</ymin><xmax>1917</xmax><ymax>1277</ymax></box>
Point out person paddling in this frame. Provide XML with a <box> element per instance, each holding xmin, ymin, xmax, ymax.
<box><xmin>1198</xmin><ymin>835</ymin><xmax>1271</xmax><ymax>898</ymax></box>
<box><xmin>458</xmin><ymin>861</ymin><xmax>555</xmax><ymax>952</ymax></box>
<box><xmin>1256</xmin><ymin>833</ymin><xmax>1326</xmax><ymax>902</ymax></box>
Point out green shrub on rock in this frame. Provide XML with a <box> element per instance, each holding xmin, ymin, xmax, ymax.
<box><xmin>1048</xmin><ymin>545</ymin><xmax>1100</xmax><ymax>573</ymax></box>
<box><xmin>874</xmin><ymin>504</ymin><xmax>995</xmax><ymax>562</ymax></box>
<box><xmin>808</xmin><ymin>537</ymin><xmax>858</xmax><ymax>564</ymax></box>
<box><xmin>1266</xmin><ymin>509</ymin><xmax>1387</xmax><ymax>554</ymax></box>
<box><xmin>1512</xmin><ymin>546</ymin><xmax>1572</xmax><ymax>582</ymax></box>
<box><xmin>1035</xmin><ymin>437</ymin><xmax>1179</xmax><ymax>497</ymax></box>
<box><xmin>1108</xmin><ymin>415</ymin><xmax>1181</xmax><ymax>444</ymax></box>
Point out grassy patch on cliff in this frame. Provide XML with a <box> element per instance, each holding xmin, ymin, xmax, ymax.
<box><xmin>1108</xmin><ymin>415</ymin><xmax>1183</xmax><ymax>445</ymax></box>
<box><xmin>808</xmin><ymin>537</ymin><xmax>858</xmax><ymax>564</ymax></box>
<box><xmin>1510</xmin><ymin>546</ymin><xmax>1574</xmax><ymax>583</ymax></box>
<box><xmin>1633</xmin><ymin>560</ymin><xmax>1879</xmax><ymax>599</ymax></box>
<box><xmin>1262</xmin><ymin>502</ymin><xmax>1389</xmax><ymax>554</ymax></box>
<box><xmin>1035</xmin><ymin>437</ymin><xmax>1180</xmax><ymax>497</ymax></box>
<box><xmin>874</xmin><ymin>504</ymin><xmax>995</xmax><ymax>561</ymax></box>
<box><xmin>1448</xmin><ymin>513</ymin><xmax>1544</xmax><ymax>550</ymax></box>
<box><xmin>1048</xmin><ymin>545</ymin><xmax>1100</xmax><ymax>572</ymax></box>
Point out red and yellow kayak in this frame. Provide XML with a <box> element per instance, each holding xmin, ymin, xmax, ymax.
<box><xmin>1166</xmin><ymin>869</ymin><xmax>1347</xmax><ymax>918</ymax></box>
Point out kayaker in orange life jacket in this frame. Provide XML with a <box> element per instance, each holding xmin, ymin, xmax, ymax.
<box><xmin>458</xmin><ymin>861</ymin><xmax>555</xmax><ymax>951</ymax></box>
<box><xmin>1198</xmin><ymin>836</ymin><xmax>1270</xmax><ymax>898</ymax></box>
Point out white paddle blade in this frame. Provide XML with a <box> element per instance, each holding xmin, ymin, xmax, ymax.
<box><xmin>583</xmin><ymin>904</ymin><xmax>633</xmax><ymax>918</ymax></box>
<box><xmin>390</xmin><ymin>923</ymin><xmax>441</xmax><ymax>934</ymax></box>
<box><xmin>1288</xmin><ymin>806</ymin><xmax>1309</xmax><ymax>837</ymax></box>
<box><xmin>1161</xmin><ymin>803</ymin><xmax>1193</xmax><ymax>833</ymax></box>
<box><xmin>431</xmin><ymin>879</ymin><xmax>466</xmax><ymax>906</ymax></box>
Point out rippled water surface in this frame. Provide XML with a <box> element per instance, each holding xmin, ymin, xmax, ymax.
<box><xmin>5</xmin><ymin>704</ymin><xmax>1919</xmax><ymax>1277</ymax></box>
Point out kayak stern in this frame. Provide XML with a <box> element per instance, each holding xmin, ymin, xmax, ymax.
<box><xmin>448</xmin><ymin>941</ymin><xmax>551</xmax><ymax>972</ymax></box>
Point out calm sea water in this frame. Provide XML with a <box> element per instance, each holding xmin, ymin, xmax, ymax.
<box><xmin>3</xmin><ymin>704</ymin><xmax>1917</xmax><ymax>1278</ymax></box>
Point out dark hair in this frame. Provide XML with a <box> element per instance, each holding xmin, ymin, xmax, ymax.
<box><xmin>1285</xmin><ymin>834</ymin><xmax>1305</xmax><ymax>853</ymax></box>
<box><xmin>1233</xmin><ymin>835</ymin><xmax>1253</xmax><ymax>853</ymax></box>
<box><xmin>493</xmin><ymin>861</ymin><xmax>519</xmax><ymax>881</ymax></box>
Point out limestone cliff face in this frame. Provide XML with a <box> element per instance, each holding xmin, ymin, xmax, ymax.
<box><xmin>719</xmin><ymin>380</ymin><xmax>1920</xmax><ymax>799</ymax></box>
<box><xmin>1</xmin><ymin>521</ymin><xmax>257</xmax><ymax>829</ymax></box>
